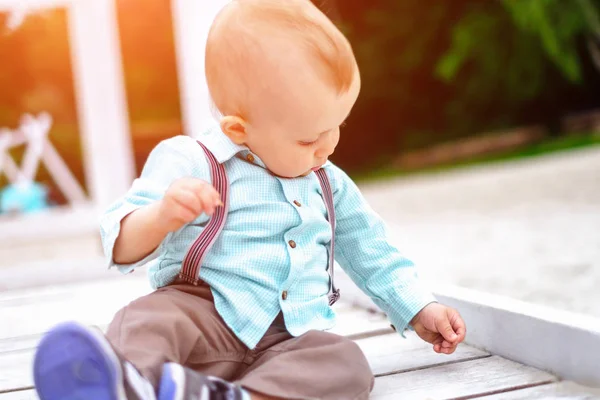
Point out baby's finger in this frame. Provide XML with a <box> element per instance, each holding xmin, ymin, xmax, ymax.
<box><xmin>170</xmin><ymin>193</ymin><xmax>202</xmax><ymax>223</ymax></box>
<box><xmin>435</xmin><ymin>315</ymin><xmax>458</xmax><ymax>343</ymax></box>
<box><xmin>174</xmin><ymin>189</ymin><xmax>203</xmax><ymax>215</ymax></box>
<box><xmin>451</xmin><ymin>313</ymin><xmax>467</xmax><ymax>343</ymax></box>
<box><xmin>441</xmin><ymin>340</ymin><xmax>453</xmax><ymax>348</ymax></box>
<box><xmin>198</xmin><ymin>189</ymin><xmax>218</xmax><ymax>216</ymax></box>
<box><xmin>429</xmin><ymin>334</ymin><xmax>444</xmax><ymax>349</ymax></box>
<box><xmin>197</xmin><ymin>184</ymin><xmax>222</xmax><ymax>208</ymax></box>
<box><xmin>211</xmin><ymin>189</ymin><xmax>223</xmax><ymax>207</ymax></box>
<box><xmin>441</xmin><ymin>345</ymin><xmax>457</xmax><ymax>355</ymax></box>
<box><xmin>433</xmin><ymin>344</ymin><xmax>442</xmax><ymax>353</ymax></box>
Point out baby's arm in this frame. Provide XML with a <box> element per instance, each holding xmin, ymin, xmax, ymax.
<box><xmin>329</xmin><ymin>164</ymin><xmax>466</xmax><ymax>351</ymax></box>
<box><xmin>112</xmin><ymin>201</ymin><xmax>165</xmax><ymax>265</ymax></box>
<box><xmin>100</xmin><ymin>136</ymin><xmax>215</xmax><ymax>270</ymax></box>
<box><xmin>328</xmin><ymin>165</ymin><xmax>436</xmax><ymax>333</ymax></box>
<box><xmin>113</xmin><ymin>178</ymin><xmax>221</xmax><ymax>265</ymax></box>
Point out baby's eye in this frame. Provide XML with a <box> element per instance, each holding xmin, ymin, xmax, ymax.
<box><xmin>299</xmin><ymin>140</ymin><xmax>318</xmax><ymax>146</ymax></box>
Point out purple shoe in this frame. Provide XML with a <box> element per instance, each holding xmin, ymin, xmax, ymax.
<box><xmin>33</xmin><ymin>321</ymin><xmax>156</xmax><ymax>400</ymax></box>
<box><xmin>158</xmin><ymin>363</ymin><xmax>244</xmax><ymax>400</ymax></box>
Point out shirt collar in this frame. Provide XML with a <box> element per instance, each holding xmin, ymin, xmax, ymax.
<box><xmin>196</xmin><ymin>123</ymin><xmax>248</xmax><ymax>164</ymax></box>
<box><xmin>196</xmin><ymin>122</ymin><xmax>331</xmax><ymax>172</ymax></box>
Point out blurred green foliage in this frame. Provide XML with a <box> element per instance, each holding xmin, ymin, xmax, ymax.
<box><xmin>335</xmin><ymin>0</ymin><xmax>600</xmax><ymax>171</ymax></box>
<box><xmin>435</xmin><ymin>0</ymin><xmax>594</xmax><ymax>134</ymax></box>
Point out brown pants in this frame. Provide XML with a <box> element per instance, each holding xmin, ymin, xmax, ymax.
<box><xmin>105</xmin><ymin>281</ymin><xmax>374</xmax><ymax>400</ymax></box>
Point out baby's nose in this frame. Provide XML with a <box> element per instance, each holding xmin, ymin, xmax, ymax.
<box><xmin>315</xmin><ymin>146</ymin><xmax>334</xmax><ymax>159</ymax></box>
<box><xmin>316</xmin><ymin>138</ymin><xmax>336</xmax><ymax>158</ymax></box>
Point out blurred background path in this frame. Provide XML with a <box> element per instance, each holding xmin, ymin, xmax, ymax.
<box><xmin>364</xmin><ymin>146</ymin><xmax>600</xmax><ymax>318</ymax></box>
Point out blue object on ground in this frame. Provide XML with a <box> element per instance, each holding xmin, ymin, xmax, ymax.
<box><xmin>0</xmin><ymin>182</ymin><xmax>49</xmax><ymax>214</ymax></box>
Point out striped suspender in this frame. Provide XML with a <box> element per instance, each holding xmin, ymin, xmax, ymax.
<box><xmin>180</xmin><ymin>141</ymin><xmax>340</xmax><ymax>305</ymax></box>
<box><xmin>315</xmin><ymin>169</ymin><xmax>341</xmax><ymax>306</ymax></box>
<box><xmin>179</xmin><ymin>141</ymin><xmax>229</xmax><ymax>285</ymax></box>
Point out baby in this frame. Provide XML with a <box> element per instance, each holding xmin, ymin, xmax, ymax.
<box><xmin>32</xmin><ymin>1</ymin><xmax>466</xmax><ymax>399</ymax></box>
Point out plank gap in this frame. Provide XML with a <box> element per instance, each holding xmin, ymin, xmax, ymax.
<box><xmin>0</xmin><ymin>387</ymin><xmax>34</xmax><ymax>396</ymax></box>
<box><xmin>0</xmin><ymin>348</ymin><xmax>33</xmax><ymax>356</ymax></box>
<box><xmin>370</xmin><ymin>356</ymin><xmax>557</xmax><ymax>399</ymax></box>
<box><xmin>452</xmin><ymin>380</ymin><xmax>557</xmax><ymax>400</ymax></box>
<box><xmin>345</xmin><ymin>327</ymin><xmax>394</xmax><ymax>341</ymax></box>
<box><xmin>374</xmin><ymin>354</ymin><xmax>493</xmax><ymax>377</ymax></box>
<box><xmin>0</xmin><ymin>334</ymin><xmax>42</xmax><ymax>346</ymax></box>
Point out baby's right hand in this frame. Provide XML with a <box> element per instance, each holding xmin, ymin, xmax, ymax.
<box><xmin>158</xmin><ymin>178</ymin><xmax>222</xmax><ymax>233</ymax></box>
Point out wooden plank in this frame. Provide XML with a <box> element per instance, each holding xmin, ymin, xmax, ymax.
<box><xmin>336</xmin><ymin>269</ymin><xmax>600</xmax><ymax>388</ymax></box>
<box><xmin>0</xmin><ymin>278</ymin><xmax>151</xmax><ymax>339</ymax></box>
<box><xmin>8</xmin><ymin>382</ymin><xmax>594</xmax><ymax>400</ymax></box>
<box><xmin>477</xmin><ymin>381</ymin><xmax>600</xmax><ymax>399</ymax></box>
<box><xmin>370</xmin><ymin>356</ymin><xmax>557</xmax><ymax>400</ymax></box>
<box><xmin>0</xmin><ymin>352</ymin><xmax>33</xmax><ymax>394</ymax></box>
<box><xmin>0</xmin><ymin>318</ymin><xmax>400</xmax><ymax>391</ymax></box>
<box><xmin>331</xmin><ymin>307</ymin><xmax>393</xmax><ymax>339</ymax></box>
<box><xmin>0</xmin><ymin>390</ymin><xmax>37</xmax><ymax>400</ymax></box>
<box><xmin>0</xmin><ymin>301</ymin><xmax>393</xmax><ymax>393</ymax></box>
<box><xmin>0</xmin><ymin>275</ymin><xmax>147</xmax><ymax>303</ymax></box>
<box><xmin>0</xmin><ymin>331</ymin><xmax>487</xmax><ymax>396</ymax></box>
<box><xmin>0</xmin><ymin>327</ymin><xmax>478</xmax><ymax>394</ymax></box>
<box><xmin>0</xmin><ymin>205</ymin><xmax>99</xmax><ymax>248</ymax></box>
<box><xmin>356</xmin><ymin>332</ymin><xmax>489</xmax><ymax>376</ymax></box>
<box><xmin>0</xmin><ymin>255</ymin><xmax>113</xmax><ymax>292</ymax></box>
<box><xmin>0</xmin><ymin>341</ymin><xmax>572</xmax><ymax>400</ymax></box>
<box><xmin>0</xmin><ymin>278</ymin><xmax>170</xmax><ymax>394</ymax></box>
<box><xmin>434</xmin><ymin>284</ymin><xmax>600</xmax><ymax>388</ymax></box>
<box><xmin>0</xmin><ymin>335</ymin><xmax>39</xmax><ymax>354</ymax></box>
<box><xmin>0</xmin><ymin>277</ymin><xmax>390</xmax><ymax>342</ymax></box>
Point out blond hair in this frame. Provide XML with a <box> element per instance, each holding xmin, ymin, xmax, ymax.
<box><xmin>206</xmin><ymin>0</ymin><xmax>356</xmax><ymax>120</ymax></box>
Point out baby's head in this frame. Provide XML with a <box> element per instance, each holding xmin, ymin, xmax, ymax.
<box><xmin>206</xmin><ymin>0</ymin><xmax>360</xmax><ymax>178</ymax></box>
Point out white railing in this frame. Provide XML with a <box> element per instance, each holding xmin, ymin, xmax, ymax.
<box><xmin>0</xmin><ymin>0</ymin><xmax>229</xmax><ymax>244</ymax></box>
<box><xmin>171</xmin><ymin>0</ymin><xmax>229</xmax><ymax>138</ymax></box>
<box><xmin>0</xmin><ymin>0</ymin><xmax>134</xmax><ymax>242</ymax></box>
<box><xmin>0</xmin><ymin>113</ymin><xmax>87</xmax><ymax>206</ymax></box>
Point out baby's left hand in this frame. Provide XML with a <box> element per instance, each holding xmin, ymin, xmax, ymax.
<box><xmin>410</xmin><ymin>303</ymin><xmax>466</xmax><ymax>354</ymax></box>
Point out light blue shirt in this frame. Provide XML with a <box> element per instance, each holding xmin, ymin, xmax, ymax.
<box><xmin>99</xmin><ymin>125</ymin><xmax>436</xmax><ymax>349</ymax></box>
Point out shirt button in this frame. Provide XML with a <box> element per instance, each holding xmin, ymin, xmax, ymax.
<box><xmin>246</xmin><ymin>153</ymin><xmax>255</xmax><ymax>163</ymax></box>
<box><xmin>293</xmin><ymin>200</ymin><xmax>301</xmax><ymax>207</ymax></box>
<box><xmin>288</xmin><ymin>240</ymin><xmax>296</xmax><ymax>248</ymax></box>
<box><xmin>282</xmin><ymin>290</ymin><xmax>288</xmax><ymax>300</ymax></box>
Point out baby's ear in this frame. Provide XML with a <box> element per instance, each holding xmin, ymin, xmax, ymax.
<box><xmin>220</xmin><ymin>116</ymin><xmax>248</xmax><ymax>145</ymax></box>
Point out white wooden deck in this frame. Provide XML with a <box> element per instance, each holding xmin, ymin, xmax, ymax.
<box><xmin>0</xmin><ymin>278</ymin><xmax>598</xmax><ymax>399</ymax></box>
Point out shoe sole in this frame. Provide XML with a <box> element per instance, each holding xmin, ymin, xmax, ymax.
<box><xmin>33</xmin><ymin>321</ymin><xmax>127</xmax><ymax>400</ymax></box>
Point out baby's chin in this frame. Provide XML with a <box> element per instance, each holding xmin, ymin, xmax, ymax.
<box><xmin>270</xmin><ymin>168</ymin><xmax>313</xmax><ymax>179</ymax></box>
